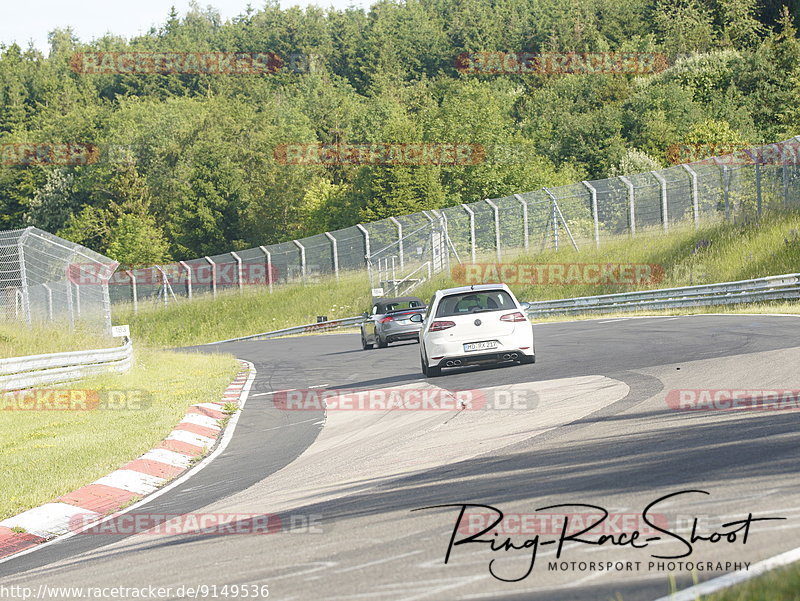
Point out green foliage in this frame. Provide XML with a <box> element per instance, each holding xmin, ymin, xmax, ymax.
<box><xmin>0</xmin><ymin>0</ymin><xmax>794</xmax><ymax>260</ymax></box>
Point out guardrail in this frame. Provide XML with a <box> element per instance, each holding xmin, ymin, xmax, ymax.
<box><xmin>0</xmin><ymin>339</ymin><xmax>133</xmax><ymax>391</ymax></box>
<box><xmin>523</xmin><ymin>273</ymin><xmax>800</xmax><ymax>317</ymax></box>
<box><xmin>201</xmin><ymin>273</ymin><xmax>800</xmax><ymax>345</ymax></box>
<box><xmin>203</xmin><ymin>316</ymin><xmax>366</xmax><ymax>345</ymax></box>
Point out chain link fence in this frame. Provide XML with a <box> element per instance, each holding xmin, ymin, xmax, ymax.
<box><xmin>0</xmin><ymin>227</ymin><xmax>117</xmax><ymax>332</ymax></box>
<box><xmin>106</xmin><ymin>136</ymin><xmax>800</xmax><ymax>309</ymax></box>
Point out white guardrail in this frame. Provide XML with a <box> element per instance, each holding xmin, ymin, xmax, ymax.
<box><xmin>0</xmin><ymin>339</ymin><xmax>133</xmax><ymax>391</ymax></box>
<box><xmin>523</xmin><ymin>273</ymin><xmax>800</xmax><ymax>316</ymax></box>
<box><xmin>203</xmin><ymin>273</ymin><xmax>800</xmax><ymax>345</ymax></box>
<box><xmin>203</xmin><ymin>317</ymin><xmax>366</xmax><ymax>345</ymax></box>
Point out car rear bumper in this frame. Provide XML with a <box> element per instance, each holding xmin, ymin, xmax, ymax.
<box><xmin>379</xmin><ymin>322</ymin><xmax>422</xmax><ymax>341</ymax></box>
<box><xmin>433</xmin><ymin>349</ymin><xmax>534</xmax><ymax>368</ymax></box>
<box><xmin>423</xmin><ymin>328</ymin><xmax>534</xmax><ymax>367</ymax></box>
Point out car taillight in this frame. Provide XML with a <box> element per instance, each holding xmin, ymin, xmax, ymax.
<box><xmin>429</xmin><ymin>320</ymin><xmax>456</xmax><ymax>332</ymax></box>
<box><xmin>379</xmin><ymin>315</ymin><xmax>393</xmax><ymax>323</ymax></box>
<box><xmin>500</xmin><ymin>312</ymin><xmax>527</xmax><ymax>322</ymax></box>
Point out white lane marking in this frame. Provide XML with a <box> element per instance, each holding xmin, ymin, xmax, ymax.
<box><xmin>334</xmin><ymin>550</ymin><xmax>423</xmax><ymax>574</ymax></box>
<box><xmin>251</xmin><ymin>389</ymin><xmax>296</xmax><ymax>397</ymax></box>
<box><xmin>262</xmin><ymin>418</ymin><xmax>326</xmax><ymax>431</ymax></box>
<box><xmin>0</xmin><ymin>361</ymin><xmax>257</xmax><ymax>566</ymax></box>
<box><xmin>652</xmin><ymin>545</ymin><xmax>800</xmax><ymax>601</ymax></box>
<box><xmin>264</xmin><ymin>562</ymin><xmax>337</xmax><ymax>581</ymax></box>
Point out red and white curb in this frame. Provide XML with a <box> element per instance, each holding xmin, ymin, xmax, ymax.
<box><xmin>0</xmin><ymin>359</ymin><xmax>255</xmax><ymax>560</ymax></box>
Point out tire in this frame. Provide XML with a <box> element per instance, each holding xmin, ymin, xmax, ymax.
<box><xmin>361</xmin><ymin>333</ymin><xmax>373</xmax><ymax>350</ymax></box>
<box><xmin>377</xmin><ymin>336</ymin><xmax>388</xmax><ymax>348</ymax></box>
<box><xmin>421</xmin><ymin>354</ymin><xmax>441</xmax><ymax>377</ymax></box>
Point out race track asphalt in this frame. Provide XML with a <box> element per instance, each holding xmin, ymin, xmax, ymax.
<box><xmin>1</xmin><ymin>314</ymin><xmax>799</xmax><ymax>601</ymax></box>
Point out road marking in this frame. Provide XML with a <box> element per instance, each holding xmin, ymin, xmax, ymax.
<box><xmin>334</xmin><ymin>550</ymin><xmax>422</xmax><ymax>574</ymax></box>
<box><xmin>262</xmin><ymin>418</ymin><xmax>325</xmax><ymax>431</ymax></box>
<box><xmin>251</xmin><ymin>389</ymin><xmax>296</xmax><ymax>397</ymax></box>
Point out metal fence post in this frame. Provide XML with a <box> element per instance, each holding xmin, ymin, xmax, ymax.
<box><xmin>17</xmin><ymin>233</ymin><xmax>31</xmax><ymax>325</ymax></box>
<box><xmin>42</xmin><ymin>283</ymin><xmax>53</xmax><ymax>321</ymax></box>
<box><xmin>356</xmin><ymin>224</ymin><xmax>370</xmax><ymax>267</ymax></box>
<box><xmin>389</xmin><ymin>216</ymin><xmax>404</xmax><ymax>269</ymax></box>
<box><xmin>651</xmin><ymin>170</ymin><xmax>669</xmax><ymax>231</ymax></box>
<box><xmin>485</xmin><ymin>199</ymin><xmax>501</xmax><ymax>261</ymax></box>
<box><xmin>713</xmin><ymin>158</ymin><xmax>730</xmax><ymax>220</ymax></box>
<box><xmin>513</xmin><ymin>194</ymin><xmax>529</xmax><ymax>250</ymax></box>
<box><xmin>542</xmin><ymin>188</ymin><xmax>559</xmax><ymax>250</ymax></box>
<box><xmin>782</xmin><ymin>146</ymin><xmax>790</xmax><ymax>206</ymax></box>
<box><xmin>205</xmin><ymin>256</ymin><xmax>217</xmax><ymax>297</ymax></box>
<box><xmin>179</xmin><ymin>261</ymin><xmax>192</xmax><ymax>299</ymax></box>
<box><xmin>100</xmin><ymin>262</ymin><xmax>115</xmax><ymax>333</ymax></box>
<box><xmin>681</xmin><ymin>164</ymin><xmax>700</xmax><ymax>228</ymax></box>
<box><xmin>581</xmin><ymin>181</ymin><xmax>600</xmax><ymax>248</ymax></box>
<box><xmin>743</xmin><ymin>150</ymin><xmax>762</xmax><ymax>216</ymax></box>
<box><xmin>259</xmin><ymin>246</ymin><xmax>273</xmax><ymax>293</ymax></box>
<box><xmin>544</xmin><ymin>188</ymin><xmax>578</xmax><ymax>251</ymax></box>
<box><xmin>618</xmin><ymin>176</ymin><xmax>636</xmax><ymax>237</ymax></box>
<box><xmin>461</xmin><ymin>204</ymin><xmax>476</xmax><ymax>263</ymax></box>
<box><xmin>126</xmin><ymin>270</ymin><xmax>137</xmax><ymax>314</ymax></box>
<box><xmin>155</xmin><ymin>265</ymin><xmax>168</xmax><ymax>306</ymax></box>
<box><xmin>324</xmin><ymin>232</ymin><xmax>339</xmax><ymax>280</ymax></box>
<box><xmin>74</xmin><ymin>281</ymin><xmax>81</xmax><ymax>317</ymax></box>
<box><xmin>230</xmin><ymin>251</ymin><xmax>244</xmax><ymax>291</ymax></box>
<box><xmin>292</xmin><ymin>241</ymin><xmax>306</xmax><ymax>281</ymax></box>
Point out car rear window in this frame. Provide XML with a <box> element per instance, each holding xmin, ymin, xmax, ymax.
<box><xmin>435</xmin><ymin>291</ymin><xmax>517</xmax><ymax>317</ymax></box>
<box><xmin>378</xmin><ymin>300</ymin><xmax>424</xmax><ymax>313</ymax></box>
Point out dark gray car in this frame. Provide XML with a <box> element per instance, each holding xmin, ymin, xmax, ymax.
<box><xmin>360</xmin><ymin>296</ymin><xmax>426</xmax><ymax>349</ymax></box>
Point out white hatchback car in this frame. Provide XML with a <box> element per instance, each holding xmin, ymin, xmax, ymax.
<box><xmin>410</xmin><ymin>284</ymin><xmax>534</xmax><ymax>377</ymax></box>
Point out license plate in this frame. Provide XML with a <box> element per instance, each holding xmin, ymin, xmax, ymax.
<box><xmin>463</xmin><ymin>341</ymin><xmax>498</xmax><ymax>352</ymax></box>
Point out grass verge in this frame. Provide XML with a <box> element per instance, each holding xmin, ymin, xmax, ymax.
<box><xmin>0</xmin><ymin>348</ymin><xmax>239</xmax><ymax>520</ymax></box>
<box><xmin>0</xmin><ymin>323</ymin><xmax>116</xmax><ymax>359</ymax></box>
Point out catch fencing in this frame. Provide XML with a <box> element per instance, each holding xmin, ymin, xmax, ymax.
<box><xmin>108</xmin><ymin>136</ymin><xmax>800</xmax><ymax>309</ymax></box>
<box><xmin>0</xmin><ymin>227</ymin><xmax>117</xmax><ymax>333</ymax></box>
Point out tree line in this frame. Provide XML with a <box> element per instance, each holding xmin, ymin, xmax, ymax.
<box><xmin>0</xmin><ymin>0</ymin><xmax>798</xmax><ymax>263</ymax></box>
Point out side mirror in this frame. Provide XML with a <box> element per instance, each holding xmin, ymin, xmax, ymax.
<box><xmin>409</xmin><ymin>314</ymin><xmax>424</xmax><ymax>323</ymax></box>
<box><xmin>362</xmin><ymin>312</ymin><xmax>369</xmax><ymax>318</ymax></box>
<box><xmin>520</xmin><ymin>302</ymin><xmax>531</xmax><ymax>311</ymax></box>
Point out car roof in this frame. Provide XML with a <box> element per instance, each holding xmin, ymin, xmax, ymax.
<box><xmin>433</xmin><ymin>284</ymin><xmax>511</xmax><ymax>299</ymax></box>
